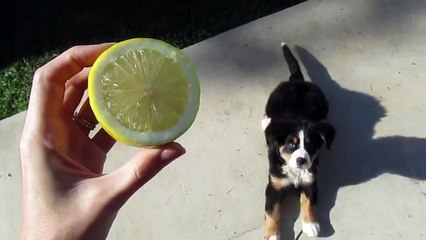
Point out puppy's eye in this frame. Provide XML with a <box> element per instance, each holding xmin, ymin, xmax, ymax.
<box><xmin>287</xmin><ymin>137</ymin><xmax>298</xmax><ymax>149</ymax></box>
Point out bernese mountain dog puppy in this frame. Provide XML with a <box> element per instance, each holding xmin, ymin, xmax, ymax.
<box><xmin>261</xmin><ymin>44</ymin><xmax>335</xmax><ymax>240</ymax></box>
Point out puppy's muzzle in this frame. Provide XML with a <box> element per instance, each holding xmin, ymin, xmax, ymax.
<box><xmin>289</xmin><ymin>149</ymin><xmax>311</xmax><ymax>169</ymax></box>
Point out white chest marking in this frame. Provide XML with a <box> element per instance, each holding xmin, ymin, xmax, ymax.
<box><xmin>281</xmin><ymin>165</ymin><xmax>314</xmax><ymax>187</ymax></box>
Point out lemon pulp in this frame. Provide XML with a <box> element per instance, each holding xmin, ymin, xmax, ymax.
<box><xmin>89</xmin><ymin>38</ymin><xmax>200</xmax><ymax>146</ymax></box>
<box><xmin>102</xmin><ymin>49</ymin><xmax>189</xmax><ymax>132</ymax></box>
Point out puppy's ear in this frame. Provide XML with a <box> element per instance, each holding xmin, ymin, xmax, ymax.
<box><xmin>265</xmin><ymin>126</ymin><xmax>277</xmax><ymax>146</ymax></box>
<box><xmin>309</xmin><ymin>121</ymin><xmax>336</xmax><ymax>149</ymax></box>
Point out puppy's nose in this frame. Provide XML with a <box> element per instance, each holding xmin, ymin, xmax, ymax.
<box><xmin>297</xmin><ymin>158</ymin><xmax>307</xmax><ymax>165</ymax></box>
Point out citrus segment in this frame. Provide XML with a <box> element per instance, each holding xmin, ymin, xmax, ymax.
<box><xmin>88</xmin><ymin>38</ymin><xmax>200</xmax><ymax>146</ymax></box>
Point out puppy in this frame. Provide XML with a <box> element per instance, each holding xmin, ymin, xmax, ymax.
<box><xmin>262</xmin><ymin>43</ymin><xmax>335</xmax><ymax>240</ymax></box>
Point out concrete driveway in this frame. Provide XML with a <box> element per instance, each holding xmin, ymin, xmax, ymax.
<box><xmin>1</xmin><ymin>0</ymin><xmax>426</xmax><ymax>239</ymax></box>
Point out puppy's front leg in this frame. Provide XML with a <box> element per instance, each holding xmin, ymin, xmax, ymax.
<box><xmin>300</xmin><ymin>187</ymin><xmax>320</xmax><ymax>237</ymax></box>
<box><xmin>264</xmin><ymin>183</ymin><xmax>281</xmax><ymax>240</ymax></box>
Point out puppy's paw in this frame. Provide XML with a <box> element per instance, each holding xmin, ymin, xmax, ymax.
<box><xmin>261</xmin><ymin>117</ymin><xmax>271</xmax><ymax>131</ymax></box>
<box><xmin>302</xmin><ymin>221</ymin><xmax>320</xmax><ymax>237</ymax></box>
<box><xmin>265</xmin><ymin>234</ymin><xmax>278</xmax><ymax>240</ymax></box>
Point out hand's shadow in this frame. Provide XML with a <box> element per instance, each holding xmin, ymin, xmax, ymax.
<box><xmin>278</xmin><ymin>46</ymin><xmax>426</xmax><ymax>239</ymax></box>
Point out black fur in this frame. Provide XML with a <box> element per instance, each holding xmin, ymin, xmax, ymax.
<box><xmin>264</xmin><ymin>44</ymin><xmax>335</xmax><ymax>162</ymax></box>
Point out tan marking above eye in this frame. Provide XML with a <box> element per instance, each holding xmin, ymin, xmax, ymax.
<box><xmin>287</xmin><ymin>136</ymin><xmax>299</xmax><ymax>148</ymax></box>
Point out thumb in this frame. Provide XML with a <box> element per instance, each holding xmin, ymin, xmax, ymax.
<box><xmin>101</xmin><ymin>142</ymin><xmax>185</xmax><ymax>208</ymax></box>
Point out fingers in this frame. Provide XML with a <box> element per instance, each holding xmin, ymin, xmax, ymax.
<box><xmin>99</xmin><ymin>142</ymin><xmax>186</xmax><ymax>209</ymax></box>
<box><xmin>28</xmin><ymin>43</ymin><xmax>113</xmax><ymax>118</ymax></box>
<box><xmin>40</xmin><ymin>43</ymin><xmax>113</xmax><ymax>85</ymax></box>
<box><xmin>62</xmin><ymin>68</ymin><xmax>90</xmax><ymax>115</ymax></box>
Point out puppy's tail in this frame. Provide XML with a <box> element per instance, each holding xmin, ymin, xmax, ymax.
<box><xmin>281</xmin><ymin>42</ymin><xmax>304</xmax><ymax>82</ymax></box>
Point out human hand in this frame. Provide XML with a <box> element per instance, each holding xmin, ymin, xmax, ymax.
<box><xmin>19</xmin><ymin>43</ymin><xmax>186</xmax><ymax>240</ymax></box>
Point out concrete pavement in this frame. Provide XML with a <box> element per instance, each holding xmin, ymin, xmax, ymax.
<box><xmin>1</xmin><ymin>0</ymin><xmax>426</xmax><ymax>239</ymax></box>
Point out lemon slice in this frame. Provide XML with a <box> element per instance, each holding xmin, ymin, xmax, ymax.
<box><xmin>88</xmin><ymin>38</ymin><xmax>200</xmax><ymax>146</ymax></box>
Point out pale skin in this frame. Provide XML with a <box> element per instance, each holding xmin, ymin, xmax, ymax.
<box><xmin>20</xmin><ymin>43</ymin><xmax>186</xmax><ymax>240</ymax></box>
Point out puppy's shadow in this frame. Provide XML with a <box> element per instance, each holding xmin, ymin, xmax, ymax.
<box><xmin>280</xmin><ymin>46</ymin><xmax>426</xmax><ymax>237</ymax></box>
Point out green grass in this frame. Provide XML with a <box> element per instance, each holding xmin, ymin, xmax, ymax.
<box><xmin>0</xmin><ymin>0</ymin><xmax>304</xmax><ymax>120</ymax></box>
<box><xmin>0</xmin><ymin>53</ymin><xmax>53</xmax><ymax>119</ymax></box>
